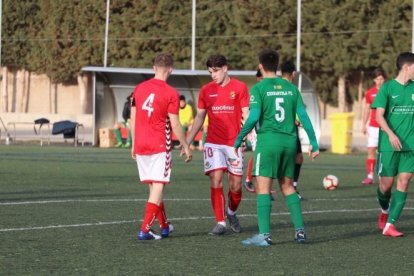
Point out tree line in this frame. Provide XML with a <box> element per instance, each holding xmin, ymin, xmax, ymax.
<box><xmin>2</xmin><ymin>0</ymin><xmax>412</xmax><ymax>106</ymax></box>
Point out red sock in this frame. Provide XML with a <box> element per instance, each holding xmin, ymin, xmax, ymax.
<box><xmin>366</xmin><ymin>159</ymin><xmax>376</xmax><ymax>177</ymax></box>
<box><xmin>140</xmin><ymin>202</ymin><xmax>160</xmax><ymax>233</ymax></box>
<box><xmin>246</xmin><ymin>158</ymin><xmax>253</xmax><ymax>182</ymax></box>
<box><xmin>228</xmin><ymin>190</ymin><xmax>242</xmax><ymax>213</ymax></box>
<box><xmin>211</xmin><ymin>187</ymin><xmax>225</xmax><ymax>222</ymax></box>
<box><xmin>156</xmin><ymin>201</ymin><xmax>168</xmax><ymax>229</ymax></box>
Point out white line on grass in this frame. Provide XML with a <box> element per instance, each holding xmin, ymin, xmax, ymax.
<box><xmin>0</xmin><ymin>198</ymin><xmax>210</xmax><ymax>205</ymax></box>
<box><xmin>1</xmin><ymin>207</ymin><xmax>414</xmax><ymax>232</ymax></box>
<box><xmin>0</xmin><ymin>197</ymin><xmax>396</xmax><ymax>206</ymax></box>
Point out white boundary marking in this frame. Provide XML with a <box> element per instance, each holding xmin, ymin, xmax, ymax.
<box><xmin>1</xmin><ymin>207</ymin><xmax>413</xmax><ymax>232</ymax></box>
<box><xmin>1</xmin><ymin>197</ymin><xmax>406</xmax><ymax>206</ymax></box>
<box><xmin>0</xmin><ymin>198</ymin><xmax>209</xmax><ymax>205</ymax></box>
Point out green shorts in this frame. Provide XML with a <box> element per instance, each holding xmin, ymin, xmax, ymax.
<box><xmin>377</xmin><ymin>151</ymin><xmax>414</xmax><ymax>177</ymax></box>
<box><xmin>253</xmin><ymin>145</ymin><xmax>296</xmax><ymax>179</ymax></box>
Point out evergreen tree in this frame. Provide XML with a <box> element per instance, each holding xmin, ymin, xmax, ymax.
<box><xmin>28</xmin><ymin>0</ymin><xmax>105</xmax><ymax>83</ymax></box>
<box><xmin>1</xmin><ymin>0</ymin><xmax>413</xmax><ymax>107</ymax></box>
<box><xmin>108</xmin><ymin>0</ymin><xmax>192</xmax><ymax>68</ymax></box>
<box><xmin>2</xmin><ymin>1</ymin><xmax>40</xmax><ymax>68</ymax></box>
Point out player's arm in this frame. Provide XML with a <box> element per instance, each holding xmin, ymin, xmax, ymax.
<box><xmin>241</xmin><ymin>106</ymin><xmax>250</xmax><ymax>124</ymax></box>
<box><xmin>375</xmin><ymin>107</ymin><xmax>401</xmax><ymax>150</ymax></box>
<box><xmin>361</xmin><ymin>101</ymin><xmax>370</xmax><ymax>134</ymax></box>
<box><xmin>130</xmin><ymin>104</ymin><xmax>136</xmax><ymax>160</ymax></box>
<box><xmin>234</xmin><ymin>107</ymin><xmax>260</xmax><ymax>149</ymax></box>
<box><xmin>169</xmin><ymin>113</ymin><xmax>192</xmax><ymax>162</ymax></box>
<box><xmin>296</xmin><ymin>105</ymin><xmax>319</xmax><ymax>159</ymax></box>
<box><xmin>186</xmin><ymin>108</ymin><xmax>207</xmax><ymax>145</ymax></box>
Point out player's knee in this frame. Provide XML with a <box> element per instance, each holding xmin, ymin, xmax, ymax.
<box><xmin>279</xmin><ymin>179</ymin><xmax>295</xmax><ymax>195</ymax></box>
<box><xmin>229</xmin><ymin>183</ymin><xmax>242</xmax><ymax>193</ymax></box>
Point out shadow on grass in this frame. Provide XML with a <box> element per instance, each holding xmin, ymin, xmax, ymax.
<box><xmin>237</xmin><ymin>213</ymin><xmax>414</xmax><ymax>245</ymax></box>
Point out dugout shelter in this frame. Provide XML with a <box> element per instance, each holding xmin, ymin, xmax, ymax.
<box><xmin>81</xmin><ymin>66</ymin><xmax>321</xmax><ymax>148</ymax></box>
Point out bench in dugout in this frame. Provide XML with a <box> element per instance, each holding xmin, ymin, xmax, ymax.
<box><xmin>52</xmin><ymin>120</ymin><xmax>85</xmax><ymax>147</ymax></box>
<box><xmin>6</xmin><ymin>118</ymin><xmax>51</xmax><ymax>146</ymax></box>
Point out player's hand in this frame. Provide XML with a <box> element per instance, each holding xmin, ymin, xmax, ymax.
<box><xmin>308</xmin><ymin>146</ymin><xmax>319</xmax><ymax>161</ymax></box>
<box><xmin>310</xmin><ymin>150</ymin><xmax>319</xmax><ymax>160</ymax></box>
<box><xmin>179</xmin><ymin>145</ymin><xmax>186</xmax><ymax>158</ymax></box>
<box><xmin>181</xmin><ymin>144</ymin><xmax>193</xmax><ymax>163</ymax></box>
<box><xmin>388</xmin><ymin>132</ymin><xmax>402</xmax><ymax>151</ymax></box>
<box><xmin>361</xmin><ymin>125</ymin><xmax>367</xmax><ymax>135</ymax></box>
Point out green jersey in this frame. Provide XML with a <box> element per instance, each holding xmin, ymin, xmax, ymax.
<box><xmin>372</xmin><ymin>79</ymin><xmax>414</xmax><ymax>151</ymax></box>
<box><xmin>249</xmin><ymin>77</ymin><xmax>304</xmax><ymax>148</ymax></box>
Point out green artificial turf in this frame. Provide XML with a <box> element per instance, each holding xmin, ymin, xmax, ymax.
<box><xmin>1</xmin><ymin>145</ymin><xmax>413</xmax><ymax>275</ymax></box>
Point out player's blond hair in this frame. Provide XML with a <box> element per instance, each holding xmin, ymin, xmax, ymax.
<box><xmin>154</xmin><ymin>53</ymin><xmax>173</xmax><ymax>67</ymax></box>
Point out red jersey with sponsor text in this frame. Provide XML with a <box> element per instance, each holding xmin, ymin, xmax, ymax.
<box><xmin>198</xmin><ymin>78</ymin><xmax>249</xmax><ymax>146</ymax></box>
<box><xmin>132</xmin><ymin>78</ymin><xmax>180</xmax><ymax>155</ymax></box>
<box><xmin>365</xmin><ymin>86</ymin><xmax>379</xmax><ymax>127</ymax></box>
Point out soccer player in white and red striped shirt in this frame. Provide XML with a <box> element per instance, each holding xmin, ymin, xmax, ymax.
<box><xmin>186</xmin><ymin>54</ymin><xmax>250</xmax><ymax>235</ymax></box>
<box><xmin>131</xmin><ymin>53</ymin><xmax>192</xmax><ymax>240</ymax></box>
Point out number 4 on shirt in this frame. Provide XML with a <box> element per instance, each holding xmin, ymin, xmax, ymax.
<box><xmin>142</xmin><ymin>93</ymin><xmax>155</xmax><ymax>117</ymax></box>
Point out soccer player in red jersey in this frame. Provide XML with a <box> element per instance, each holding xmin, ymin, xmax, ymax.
<box><xmin>130</xmin><ymin>53</ymin><xmax>192</xmax><ymax>240</ymax></box>
<box><xmin>186</xmin><ymin>54</ymin><xmax>250</xmax><ymax>235</ymax></box>
<box><xmin>361</xmin><ymin>67</ymin><xmax>386</xmax><ymax>185</ymax></box>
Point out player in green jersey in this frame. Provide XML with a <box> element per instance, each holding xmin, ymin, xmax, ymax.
<box><xmin>372</xmin><ymin>52</ymin><xmax>414</xmax><ymax>237</ymax></box>
<box><xmin>234</xmin><ymin>49</ymin><xmax>319</xmax><ymax>246</ymax></box>
<box><xmin>280</xmin><ymin>60</ymin><xmax>304</xmax><ymax>198</ymax></box>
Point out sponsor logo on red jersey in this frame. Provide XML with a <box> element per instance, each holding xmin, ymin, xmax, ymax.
<box><xmin>212</xmin><ymin>105</ymin><xmax>235</xmax><ymax>111</ymax></box>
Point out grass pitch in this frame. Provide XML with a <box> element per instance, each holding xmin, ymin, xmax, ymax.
<box><xmin>1</xmin><ymin>145</ymin><xmax>414</xmax><ymax>275</ymax></box>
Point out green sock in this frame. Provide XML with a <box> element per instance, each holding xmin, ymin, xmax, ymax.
<box><xmin>377</xmin><ymin>187</ymin><xmax>391</xmax><ymax>211</ymax></box>
<box><xmin>387</xmin><ymin>190</ymin><xmax>407</xmax><ymax>224</ymax></box>
<box><xmin>285</xmin><ymin>193</ymin><xmax>304</xmax><ymax>230</ymax></box>
<box><xmin>114</xmin><ymin>129</ymin><xmax>122</xmax><ymax>143</ymax></box>
<box><xmin>257</xmin><ymin>194</ymin><xmax>272</xmax><ymax>235</ymax></box>
<box><xmin>127</xmin><ymin>130</ymin><xmax>132</xmax><ymax>144</ymax></box>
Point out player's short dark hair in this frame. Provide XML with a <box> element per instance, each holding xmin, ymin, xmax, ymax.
<box><xmin>372</xmin><ymin>67</ymin><xmax>387</xmax><ymax>79</ymax></box>
<box><xmin>206</xmin><ymin>55</ymin><xmax>228</xmax><ymax>68</ymax></box>
<box><xmin>281</xmin><ymin>60</ymin><xmax>296</xmax><ymax>75</ymax></box>
<box><xmin>258</xmin><ymin>49</ymin><xmax>279</xmax><ymax>73</ymax></box>
<box><xmin>179</xmin><ymin>95</ymin><xmax>186</xmax><ymax>101</ymax></box>
<box><xmin>154</xmin><ymin>53</ymin><xmax>173</xmax><ymax>67</ymax></box>
<box><xmin>396</xmin><ymin>52</ymin><xmax>414</xmax><ymax>71</ymax></box>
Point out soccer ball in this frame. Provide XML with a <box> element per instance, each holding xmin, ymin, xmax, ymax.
<box><xmin>323</xmin><ymin>175</ymin><xmax>339</xmax><ymax>190</ymax></box>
